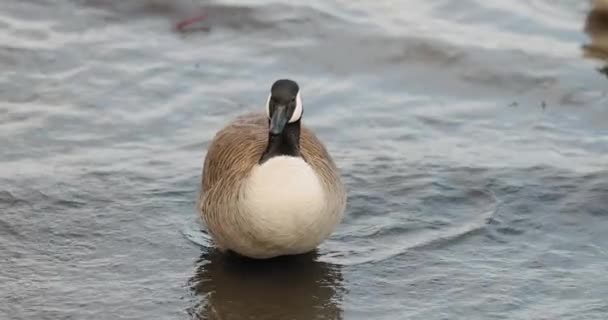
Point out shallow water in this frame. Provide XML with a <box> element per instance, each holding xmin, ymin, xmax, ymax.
<box><xmin>1</xmin><ymin>0</ymin><xmax>607</xmax><ymax>319</ymax></box>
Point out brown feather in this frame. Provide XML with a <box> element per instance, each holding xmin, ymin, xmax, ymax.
<box><xmin>584</xmin><ymin>2</ymin><xmax>608</xmax><ymax>60</ymax></box>
<box><xmin>585</xmin><ymin>7</ymin><xmax>608</xmax><ymax>36</ymax></box>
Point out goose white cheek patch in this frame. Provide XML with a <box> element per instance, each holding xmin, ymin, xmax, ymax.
<box><xmin>265</xmin><ymin>93</ymin><xmax>272</xmax><ymax>118</ymax></box>
<box><xmin>265</xmin><ymin>91</ymin><xmax>303</xmax><ymax>123</ymax></box>
<box><xmin>289</xmin><ymin>92</ymin><xmax>302</xmax><ymax>123</ymax></box>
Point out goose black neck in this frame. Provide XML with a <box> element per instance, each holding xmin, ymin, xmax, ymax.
<box><xmin>260</xmin><ymin>120</ymin><xmax>301</xmax><ymax>163</ymax></box>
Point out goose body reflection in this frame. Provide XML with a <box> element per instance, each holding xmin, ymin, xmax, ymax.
<box><xmin>188</xmin><ymin>250</ymin><xmax>344</xmax><ymax>320</ymax></box>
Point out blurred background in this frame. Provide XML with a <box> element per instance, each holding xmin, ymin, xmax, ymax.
<box><xmin>1</xmin><ymin>1</ymin><xmax>607</xmax><ymax>319</ymax></box>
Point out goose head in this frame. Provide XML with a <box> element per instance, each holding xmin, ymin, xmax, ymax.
<box><xmin>260</xmin><ymin>79</ymin><xmax>303</xmax><ymax>162</ymax></box>
<box><xmin>265</xmin><ymin>79</ymin><xmax>303</xmax><ymax>135</ymax></box>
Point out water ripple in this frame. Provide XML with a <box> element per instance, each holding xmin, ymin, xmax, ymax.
<box><xmin>2</xmin><ymin>0</ymin><xmax>608</xmax><ymax>319</ymax></box>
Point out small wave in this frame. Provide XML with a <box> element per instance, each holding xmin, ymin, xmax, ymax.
<box><xmin>0</xmin><ymin>190</ymin><xmax>29</xmax><ymax>208</ymax></box>
<box><xmin>182</xmin><ymin>216</ymin><xmax>214</xmax><ymax>249</ymax></box>
<box><xmin>72</xmin><ymin>0</ymin><xmax>350</xmax><ymax>33</ymax></box>
<box><xmin>318</xmin><ymin>189</ymin><xmax>498</xmax><ymax>266</ymax></box>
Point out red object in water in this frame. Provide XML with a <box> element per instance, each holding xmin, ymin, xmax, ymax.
<box><xmin>175</xmin><ymin>13</ymin><xmax>207</xmax><ymax>32</ymax></box>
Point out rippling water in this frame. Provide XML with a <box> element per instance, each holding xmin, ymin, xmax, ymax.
<box><xmin>1</xmin><ymin>1</ymin><xmax>607</xmax><ymax>319</ymax></box>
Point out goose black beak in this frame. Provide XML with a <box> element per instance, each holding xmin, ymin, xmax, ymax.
<box><xmin>269</xmin><ymin>104</ymin><xmax>289</xmax><ymax>136</ymax></box>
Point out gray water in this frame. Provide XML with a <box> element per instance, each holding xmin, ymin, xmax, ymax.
<box><xmin>1</xmin><ymin>0</ymin><xmax>607</xmax><ymax>319</ymax></box>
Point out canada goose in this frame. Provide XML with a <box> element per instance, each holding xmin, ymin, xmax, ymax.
<box><xmin>584</xmin><ymin>0</ymin><xmax>608</xmax><ymax>58</ymax></box>
<box><xmin>198</xmin><ymin>79</ymin><xmax>347</xmax><ymax>259</ymax></box>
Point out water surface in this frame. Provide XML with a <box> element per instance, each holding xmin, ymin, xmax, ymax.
<box><xmin>1</xmin><ymin>1</ymin><xmax>607</xmax><ymax>319</ymax></box>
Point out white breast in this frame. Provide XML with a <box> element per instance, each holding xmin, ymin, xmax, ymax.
<box><xmin>239</xmin><ymin>155</ymin><xmax>331</xmax><ymax>257</ymax></box>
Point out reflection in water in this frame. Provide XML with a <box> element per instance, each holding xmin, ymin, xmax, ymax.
<box><xmin>187</xmin><ymin>250</ymin><xmax>344</xmax><ymax>320</ymax></box>
<box><xmin>583</xmin><ymin>0</ymin><xmax>608</xmax><ymax>76</ymax></box>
